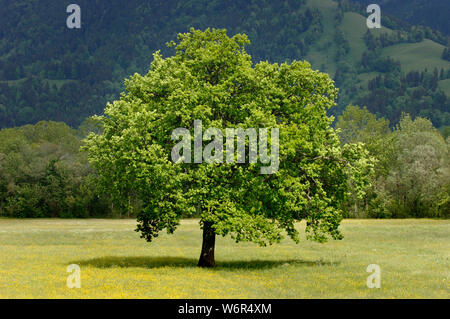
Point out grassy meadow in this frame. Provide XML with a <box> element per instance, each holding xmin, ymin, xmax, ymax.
<box><xmin>0</xmin><ymin>218</ymin><xmax>448</xmax><ymax>299</ymax></box>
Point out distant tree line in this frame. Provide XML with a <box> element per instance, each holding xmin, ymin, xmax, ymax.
<box><xmin>0</xmin><ymin>112</ymin><xmax>448</xmax><ymax>219</ymax></box>
<box><xmin>356</xmin><ymin>67</ymin><xmax>450</xmax><ymax>128</ymax></box>
<box><xmin>363</xmin><ymin>28</ymin><xmax>449</xmax><ymax>51</ymax></box>
<box><xmin>0</xmin><ymin>120</ymin><xmax>113</xmax><ymax>218</ymax></box>
<box><xmin>337</xmin><ymin>105</ymin><xmax>449</xmax><ymax>218</ymax></box>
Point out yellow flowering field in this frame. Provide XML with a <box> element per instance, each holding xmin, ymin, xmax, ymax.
<box><xmin>0</xmin><ymin>218</ymin><xmax>448</xmax><ymax>298</ymax></box>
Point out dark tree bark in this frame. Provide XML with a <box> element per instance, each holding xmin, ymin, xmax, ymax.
<box><xmin>197</xmin><ymin>221</ymin><xmax>216</xmax><ymax>267</ymax></box>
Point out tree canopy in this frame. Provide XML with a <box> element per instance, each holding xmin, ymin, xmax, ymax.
<box><xmin>337</xmin><ymin>105</ymin><xmax>450</xmax><ymax>218</ymax></box>
<box><xmin>0</xmin><ymin>121</ymin><xmax>110</xmax><ymax>218</ymax></box>
<box><xmin>83</xmin><ymin>28</ymin><xmax>373</xmax><ymax>267</ymax></box>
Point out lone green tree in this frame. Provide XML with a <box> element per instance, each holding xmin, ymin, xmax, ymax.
<box><xmin>83</xmin><ymin>28</ymin><xmax>372</xmax><ymax>267</ymax></box>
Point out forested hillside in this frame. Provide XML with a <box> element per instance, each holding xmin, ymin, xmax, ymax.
<box><xmin>349</xmin><ymin>0</ymin><xmax>450</xmax><ymax>36</ymax></box>
<box><xmin>0</xmin><ymin>0</ymin><xmax>449</xmax><ymax>130</ymax></box>
<box><xmin>0</xmin><ymin>0</ymin><xmax>321</xmax><ymax>127</ymax></box>
<box><xmin>305</xmin><ymin>0</ymin><xmax>450</xmax><ymax>128</ymax></box>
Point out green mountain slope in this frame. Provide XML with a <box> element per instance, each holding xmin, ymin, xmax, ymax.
<box><xmin>305</xmin><ymin>2</ymin><xmax>394</xmax><ymax>74</ymax></box>
<box><xmin>302</xmin><ymin>0</ymin><xmax>449</xmax><ymax>126</ymax></box>
<box><xmin>306</xmin><ymin>1</ymin><xmax>449</xmax><ymax>82</ymax></box>
<box><xmin>350</xmin><ymin>0</ymin><xmax>450</xmax><ymax>36</ymax></box>
<box><xmin>382</xmin><ymin>40</ymin><xmax>449</xmax><ymax>72</ymax></box>
<box><xmin>0</xmin><ymin>0</ymin><xmax>448</xmax><ymax>129</ymax></box>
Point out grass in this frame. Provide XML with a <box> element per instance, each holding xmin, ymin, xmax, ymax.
<box><xmin>382</xmin><ymin>39</ymin><xmax>450</xmax><ymax>73</ymax></box>
<box><xmin>438</xmin><ymin>79</ymin><xmax>450</xmax><ymax>92</ymax></box>
<box><xmin>305</xmin><ymin>0</ymin><xmax>339</xmax><ymax>74</ymax></box>
<box><xmin>340</xmin><ymin>12</ymin><xmax>393</xmax><ymax>66</ymax></box>
<box><xmin>0</xmin><ymin>218</ymin><xmax>448</xmax><ymax>299</ymax></box>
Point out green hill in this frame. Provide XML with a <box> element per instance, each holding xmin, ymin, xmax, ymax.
<box><xmin>305</xmin><ymin>1</ymin><xmax>449</xmax><ymax>87</ymax></box>
<box><xmin>0</xmin><ymin>0</ymin><xmax>448</xmax><ymax>129</ymax></box>
<box><xmin>382</xmin><ymin>40</ymin><xmax>449</xmax><ymax>72</ymax></box>
<box><xmin>350</xmin><ymin>0</ymin><xmax>450</xmax><ymax>36</ymax></box>
<box><xmin>438</xmin><ymin>79</ymin><xmax>450</xmax><ymax>92</ymax></box>
<box><xmin>302</xmin><ymin>0</ymin><xmax>449</xmax><ymax>126</ymax></box>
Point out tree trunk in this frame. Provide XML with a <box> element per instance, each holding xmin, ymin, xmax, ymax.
<box><xmin>197</xmin><ymin>221</ymin><xmax>216</xmax><ymax>268</ymax></box>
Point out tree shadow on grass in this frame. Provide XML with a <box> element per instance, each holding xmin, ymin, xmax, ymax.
<box><xmin>70</xmin><ymin>256</ymin><xmax>338</xmax><ymax>270</ymax></box>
